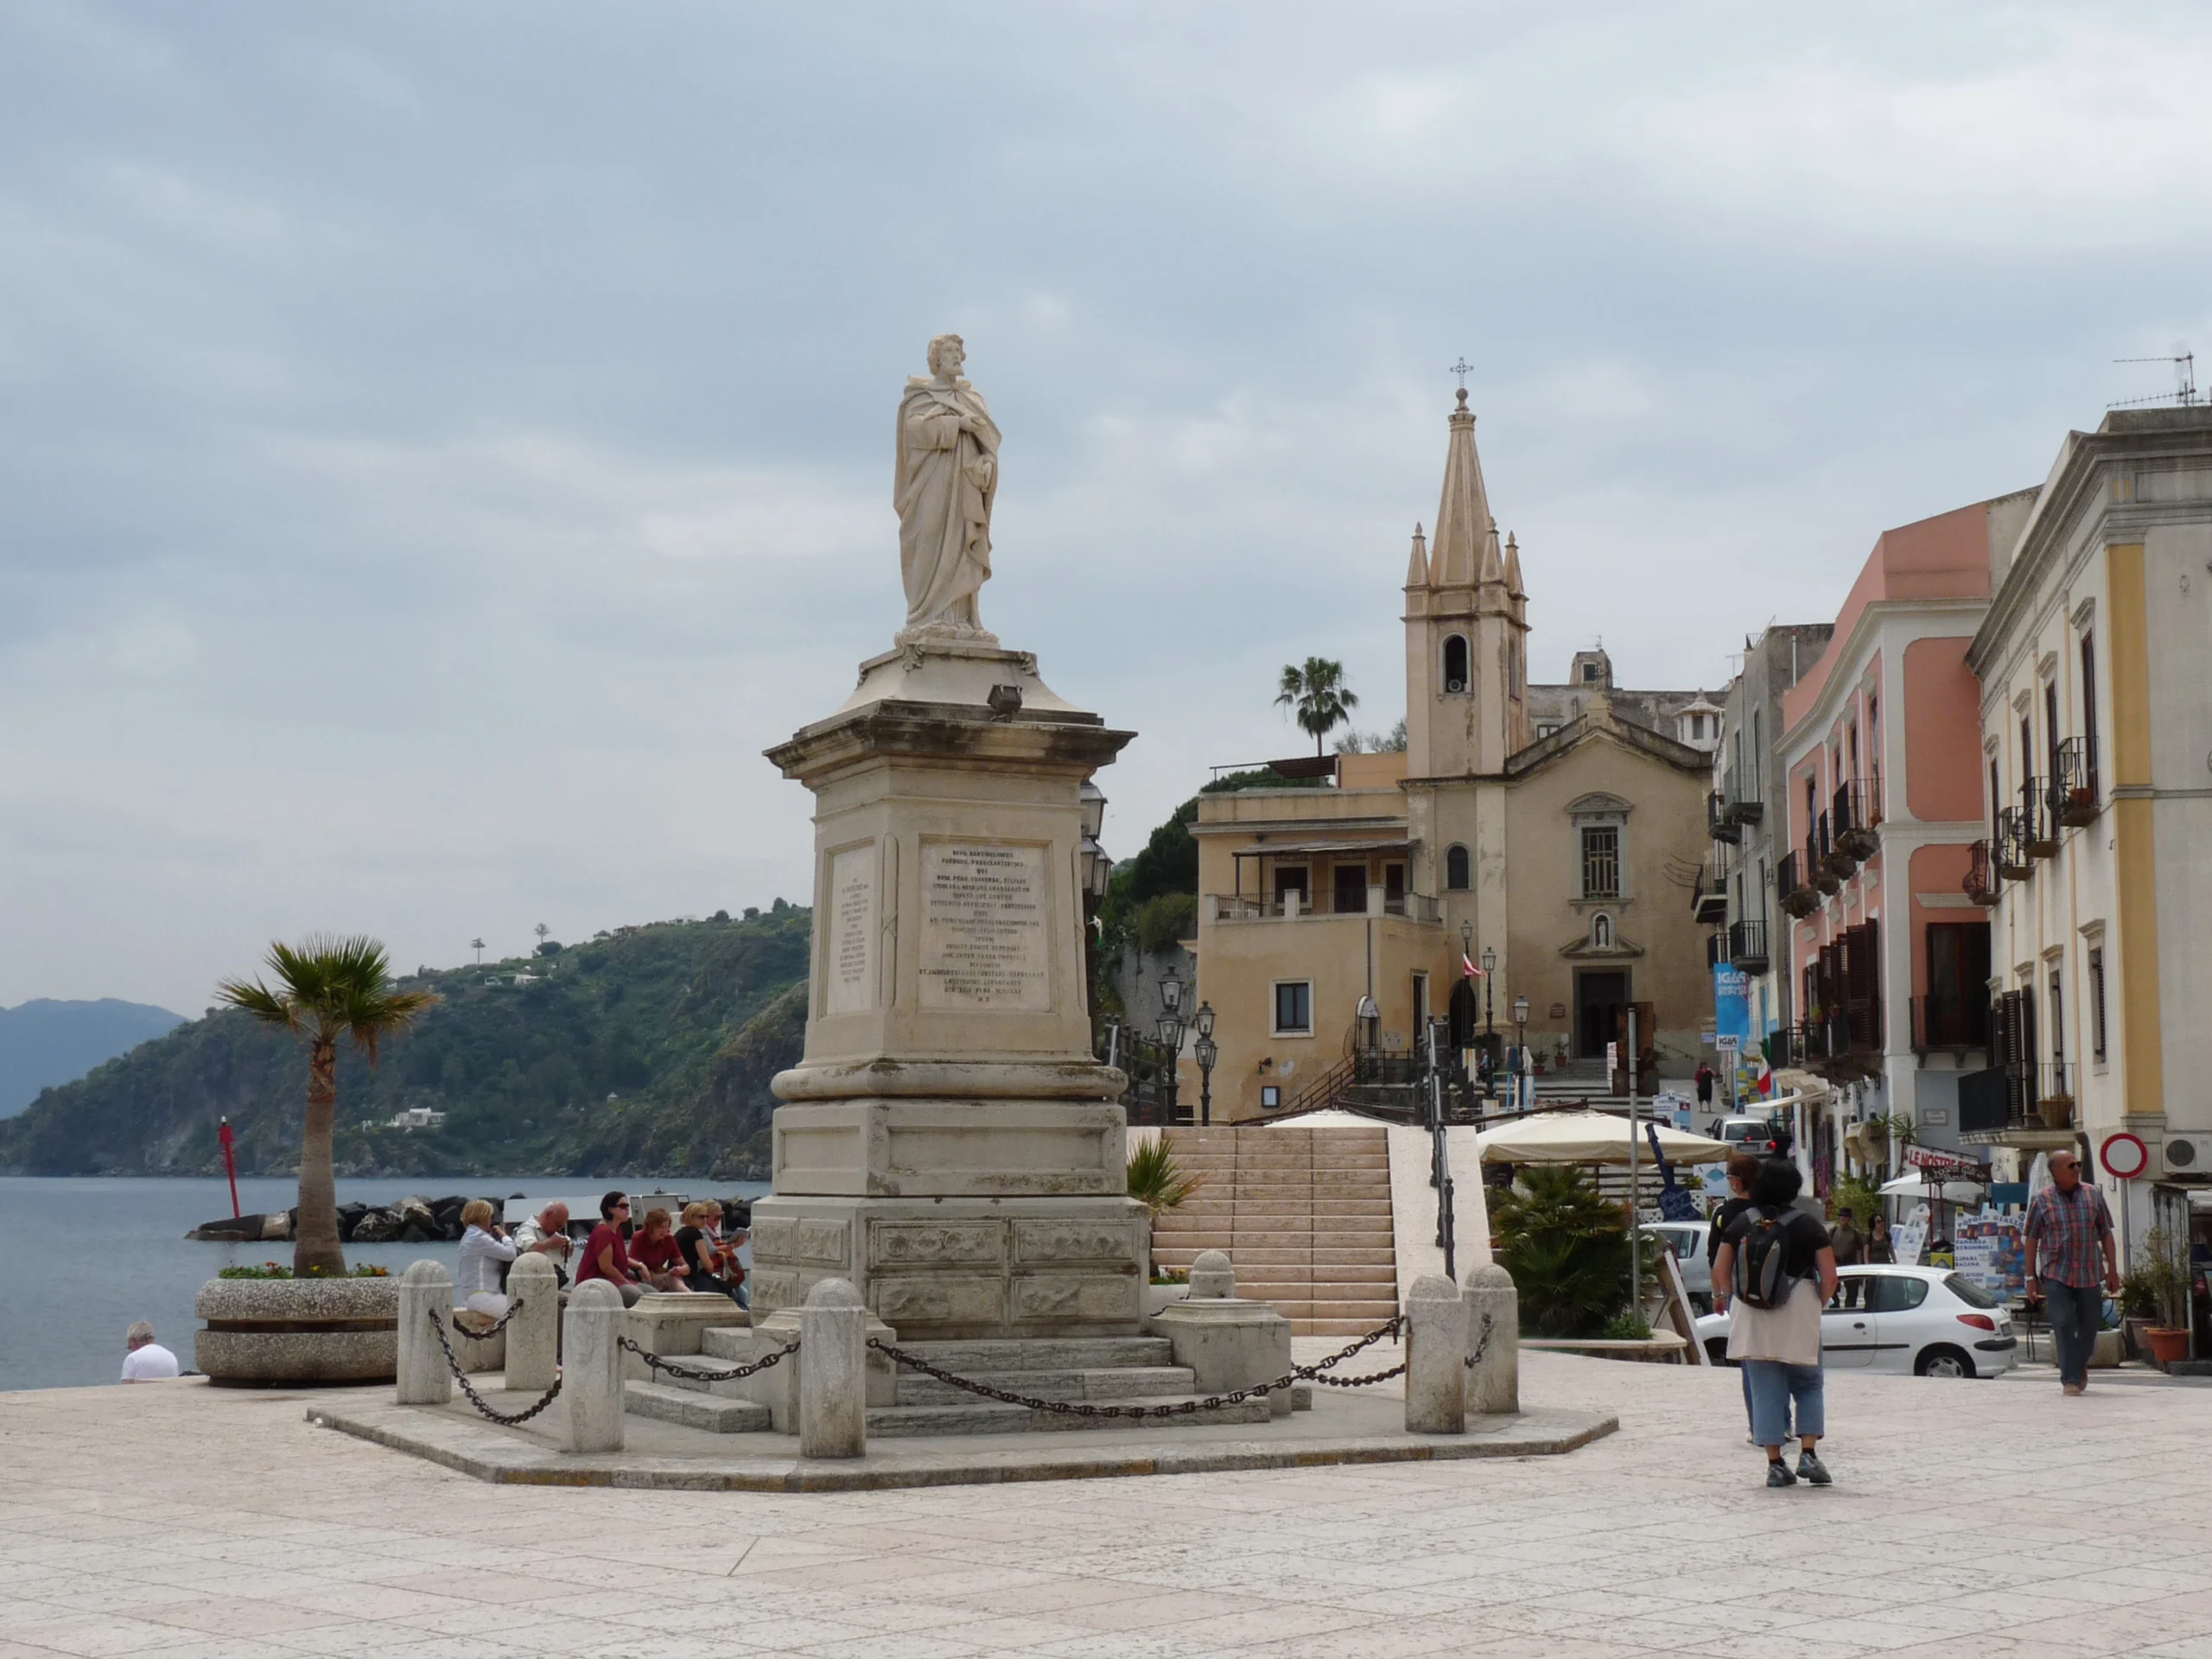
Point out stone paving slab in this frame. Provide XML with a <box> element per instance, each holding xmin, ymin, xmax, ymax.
<box><xmin>10</xmin><ymin>1348</ymin><xmax>2212</xmax><ymax>1657</ymax></box>
<box><xmin>304</xmin><ymin>1382</ymin><xmax>1614</xmax><ymax>1491</ymax></box>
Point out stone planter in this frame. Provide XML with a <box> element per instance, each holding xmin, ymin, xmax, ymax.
<box><xmin>194</xmin><ymin>1276</ymin><xmax>399</xmax><ymax>1387</ymax></box>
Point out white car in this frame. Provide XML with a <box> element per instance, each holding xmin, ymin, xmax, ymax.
<box><xmin>1694</xmin><ymin>1265</ymin><xmax>2019</xmax><ymax>1378</ymax></box>
<box><xmin>1642</xmin><ymin>1221</ymin><xmax>1715</xmax><ymax>1313</ymax></box>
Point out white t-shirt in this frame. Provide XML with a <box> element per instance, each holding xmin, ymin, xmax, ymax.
<box><xmin>121</xmin><ymin>1343</ymin><xmax>180</xmax><ymax>1382</ymax></box>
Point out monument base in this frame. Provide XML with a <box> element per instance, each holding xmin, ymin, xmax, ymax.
<box><xmin>750</xmin><ymin>1192</ymin><xmax>1150</xmax><ymax>1341</ymax></box>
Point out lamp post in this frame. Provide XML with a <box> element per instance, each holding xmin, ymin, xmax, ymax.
<box><xmin>1193</xmin><ymin>1001</ymin><xmax>1217</xmax><ymax>1126</ymax></box>
<box><xmin>1482</xmin><ymin>944</ymin><xmax>1497</xmax><ymax>1050</ymax></box>
<box><xmin>1156</xmin><ymin>965</ymin><xmax>1186</xmax><ymax>1122</ymax></box>
<box><xmin>1078</xmin><ymin>781</ymin><xmax>1110</xmax><ymax>1036</ymax></box>
<box><xmin>1459</xmin><ymin>918</ymin><xmax>1474</xmax><ymax>1060</ymax></box>
<box><xmin>1512</xmin><ymin>994</ymin><xmax>1529</xmax><ymax>1114</ymax></box>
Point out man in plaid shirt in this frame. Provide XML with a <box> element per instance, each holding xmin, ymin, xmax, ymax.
<box><xmin>2024</xmin><ymin>1149</ymin><xmax>2120</xmax><ymax>1395</ymax></box>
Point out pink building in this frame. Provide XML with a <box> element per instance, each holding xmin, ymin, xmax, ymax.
<box><xmin>1774</xmin><ymin>493</ymin><xmax>2033</xmax><ymax>1181</ymax></box>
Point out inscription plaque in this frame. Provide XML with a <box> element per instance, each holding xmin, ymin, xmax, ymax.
<box><xmin>824</xmin><ymin>842</ymin><xmax>875</xmax><ymax>1016</ymax></box>
<box><xmin>918</xmin><ymin>841</ymin><xmax>1052</xmax><ymax>1012</ymax></box>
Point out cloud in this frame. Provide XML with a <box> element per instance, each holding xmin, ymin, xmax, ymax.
<box><xmin>3</xmin><ymin>1</ymin><xmax>2209</xmax><ymax>1008</ymax></box>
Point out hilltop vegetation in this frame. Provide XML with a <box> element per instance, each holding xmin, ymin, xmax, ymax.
<box><xmin>0</xmin><ymin>907</ymin><xmax>811</xmax><ymax>1180</ymax></box>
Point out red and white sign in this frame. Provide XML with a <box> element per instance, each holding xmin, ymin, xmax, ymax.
<box><xmin>2101</xmin><ymin>1131</ymin><xmax>2151</xmax><ymax>1180</ymax></box>
<box><xmin>1905</xmin><ymin>1146</ymin><xmax>1985</xmax><ymax>1181</ymax></box>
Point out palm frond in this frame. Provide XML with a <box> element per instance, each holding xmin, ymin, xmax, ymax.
<box><xmin>215</xmin><ymin>976</ymin><xmax>296</xmax><ymax>1027</ymax></box>
<box><xmin>1127</xmin><ymin>1137</ymin><xmax>1205</xmax><ymax>1217</ymax></box>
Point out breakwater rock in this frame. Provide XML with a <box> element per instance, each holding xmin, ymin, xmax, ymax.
<box><xmin>187</xmin><ymin>1193</ymin><xmax>507</xmax><ymax>1245</ymax></box>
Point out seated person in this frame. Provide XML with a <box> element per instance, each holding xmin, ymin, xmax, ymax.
<box><xmin>576</xmin><ymin>1192</ymin><xmax>648</xmax><ymax>1306</ymax></box>
<box><xmin>454</xmin><ymin>1198</ymin><xmax>518</xmax><ymax>1318</ymax></box>
<box><xmin>509</xmin><ymin>1201</ymin><xmax>574</xmax><ymax>1287</ymax></box>
<box><xmin>626</xmin><ymin>1207</ymin><xmax>691</xmax><ymax>1292</ymax></box>
<box><xmin>121</xmin><ymin>1321</ymin><xmax>181</xmax><ymax>1382</ymax></box>
<box><xmin>676</xmin><ymin>1200</ymin><xmax>748</xmax><ymax>1306</ymax></box>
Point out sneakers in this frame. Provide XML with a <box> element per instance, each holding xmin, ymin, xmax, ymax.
<box><xmin>1765</xmin><ymin>1459</ymin><xmax>1797</xmax><ymax>1488</ymax></box>
<box><xmin>1796</xmin><ymin>1449</ymin><xmax>1832</xmax><ymax>1486</ymax></box>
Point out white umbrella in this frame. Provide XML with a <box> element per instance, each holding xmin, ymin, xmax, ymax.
<box><xmin>1878</xmin><ymin>1173</ymin><xmax>1984</xmax><ymax>1205</ymax></box>
<box><xmin>1476</xmin><ymin>1110</ymin><xmax>1732</xmax><ymax>1166</ymax></box>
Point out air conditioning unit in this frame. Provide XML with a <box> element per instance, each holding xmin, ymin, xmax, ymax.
<box><xmin>2163</xmin><ymin>1135</ymin><xmax>2206</xmax><ymax>1176</ymax></box>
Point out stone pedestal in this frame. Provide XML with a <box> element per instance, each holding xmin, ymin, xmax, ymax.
<box><xmin>798</xmin><ymin>1279</ymin><xmax>869</xmax><ymax>1459</ymax></box>
<box><xmin>756</xmin><ymin>638</ymin><xmax>1143</xmax><ymax>1342</ymax></box>
<box><xmin>563</xmin><ymin>1281</ymin><xmax>626</xmax><ymax>1454</ymax></box>
<box><xmin>1150</xmin><ymin>1252</ymin><xmax>1295</xmax><ymax>1420</ymax></box>
<box><xmin>502</xmin><ymin>1254</ymin><xmax>560</xmax><ymax>1394</ymax></box>
<box><xmin>394</xmin><ymin>1262</ymin><xmax>453</xmax><ymax>1406</ymax></box>
<box><xmin>620</xmin><ymin>1292</ymin><xmax>744</xmax><ymax>1382</ymax></box>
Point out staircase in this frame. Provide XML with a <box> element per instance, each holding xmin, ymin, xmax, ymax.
<box><xmin>623</xmin><ymin>1331</ymin><xmax>1274</xmax><ymax>1437</ymax></box>
<box><xmin>1149</xmin><ymin>1125</ymin><xmax>1399</xmax><ymax>1336</ymax></box>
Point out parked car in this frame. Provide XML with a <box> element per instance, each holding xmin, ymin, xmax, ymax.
<box><xmin>1714</xmin><ymin>1115</ymin><xmax>1788</xmax><ymax>1156</ymax></box>
<box><xmin>1642</xmin><ymin>1221</ymin><xmax>1715</xmax><ymax>1313</ymax></box>
<box><xmin>1694</xmin><ymin>1265</ymin><xmax>2018</xmax><ymax>1378</ymax></box>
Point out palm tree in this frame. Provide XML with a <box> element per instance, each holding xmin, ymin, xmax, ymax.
<box><xmin>1274</xmin><ymin>658</ymin><xmax>1359</xmax><ymax>755</ymax></box>
<box><xmin>219</xmin><ymin>936</ymin><xmax>438</xmax><ymax>1275</ymax></box>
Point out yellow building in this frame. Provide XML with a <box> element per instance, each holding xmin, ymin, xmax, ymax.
<box><xmin>1192</xmin><ymin>391</ymin><xmax>1718</xmax><ymax>1120</ymax></box>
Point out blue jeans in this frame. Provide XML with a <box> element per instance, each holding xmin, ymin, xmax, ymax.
<box><xmin>2045</xmin><ymin>1279</ymin><xmax>2100</xmax><ymax>1387</ymax></box>
<box><xmin>1744</xmin><ymin>1360</ymin><xmax>1824</xmax><ymax>1447</ymax></box>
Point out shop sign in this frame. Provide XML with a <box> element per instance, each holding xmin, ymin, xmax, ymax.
<box><xmin>1905</xmin><ymin>1146</ymin><xmax>1982</xmax><ymax>1180</ymax></box>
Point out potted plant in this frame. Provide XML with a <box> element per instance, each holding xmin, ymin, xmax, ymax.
<box><xmin>1128</xmin><ymin>1135</ymin><xmax>1205</xmax><ymax>1315</ymax></box>
<box><xmin>2136</xmin><ymin>1228</ymin><xmax>2192</xmax><ymax>1368</ymax></box>
<box><xmin>198</xmin><ymin>937</ymin><xmax>436</xmax><ymax>1386</ymax></box>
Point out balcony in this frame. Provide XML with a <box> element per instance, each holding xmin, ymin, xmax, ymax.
<box><xmin>2053</xmin><ymin>738</ymin><xmax>2100</xmax><ymax>827</ymax></box>
<box><xmin>1707</xmin><ymin>790</ymin><xmax>1740</xmax><ymax>845</ymax></box>
<box><xmin>1691</xmin><ymin>857</ymin><xmax>1729</xmax><ymax>924</ymax></box>
<box><xmin>1911</xmin><ymin>994</ymin><xmax>1990</xmax><ymax>1054</ymax></box>
<box><xmin>1706</xmin><ymin>931</ymin><xmax>1723</xmax><ymax>968</ymax></box>
<box><xmin>1777</xmin><ymin>850</ymin><xmax>1818</xmax><ymax>918</ymax></box>
<box><xmin>1717</xmin><ymin>765</ymin><xmax>1764</xmax><ymax>830</ymax></box>
<box><xmin>1960</xmin><ymin>1059</ymin><xmax>2080</xmax><ymax>1144</ymax></box>
<box><xmin>1726</xmin><ymin>918</ymin><xmax>1770</xmax><ymax>972</ymax></box>
<box><xmin>1206</xmin><ymin>890</ymin><xmax>1440</xmax><ymax>925</ymax></box>
<box><xmin>2018</xmin><ymin>779</ymin><xmax>2057</xmax><ymax>858</ymax></box>
<box><xmin>1815</xmin><ymin>811</ymin><xmax>1855</xmax><ymax>886</ymax></box>
<box><xmin>1993</xmin><ymin>808</ymin><xmax>2035</xmax><ymax>880</ymax></box>
<box><xmin>1962</xmin><ymin>839</ymin><xmax>2001</xmax><ymax>906</ymax></box>
<box><xmin>1832</xmin><ymin>772</ymin><xmax>1882</xmax><ymax>859</ymax></box>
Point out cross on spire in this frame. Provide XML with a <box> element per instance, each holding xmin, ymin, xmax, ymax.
<box><xmin>1449</xmin><ymin>357</ymin><xmax>1473</xmax><ymax>390</ymax></box>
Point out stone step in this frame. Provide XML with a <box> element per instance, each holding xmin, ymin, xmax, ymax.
<box><xmin>891</xmin><ymin>1336</ymin><xmax>1176</xmax><ymax>1374</ymax></box>
<box><xmin>895</xmin><ymin>1365</ymin><xmax>1196</xmax><ymax>1407</ymax></box>
<box><xmin>1236</xmin><ymin>1263</ymin><xmax>1396</xmax><ymax>1285</ymax></box>
<box><xmin>867</xmin><ymin>1392</ymin><xmax>1272</xmax><ymax>1438</ymax></box>
<box><xmin>1298</xmin><ymin>1317</ymin><xmax>1398</xmax><ymax>1337</ymax></box>
<box><xmin>623</xmin><ymin>1381</ymin><xmax>772</xmax><ymax>1433</ymax></box>
<box><xmin>700</xmin><ymin>1326</ymin><xmax>796</xmax><ymax>1363</ymax></box>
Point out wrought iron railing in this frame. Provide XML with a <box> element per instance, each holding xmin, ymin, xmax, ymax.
<box><xmin>1777</xmin><ymin>850</ymin><xmax>1817</xmax><ymax>917</ymax></box>
<box><xmin>1963</xmin><ymin>839</ymin><xmax>2000</xmax><ymax>906</ymax></box>
<box><xmin>1707</xmin><ymin>789</ymin><xmax>1740</xmax><ymax>844</ymax></box>
<box><xmin>1911</xmin><ymin>994</ymin><xmax>1989</xmax><ymax>1052</ymax></box>
<box><xmin>2017</xmin><ymin>779</ymin><xmax>2057</xmax><ymax>856</ymax></box>
<box><xmin>1832</xmin><ymin>773</ymin><xmax>1882</xmax><ymax>855</ymax></box>
<box><xmin>2053</xmin><ymin>738</ymin><xmax>2100</xmax><ymax>826</ymax></box>
<box><xmin>1207</xmin><ymin>889</ymin><xmax>1440</xmax><ymax>923</ymax></box>
<box><xmin>1726</xmin><ymin>918</ymin><xmax>1769</xmax><ymax>969</ymax></box>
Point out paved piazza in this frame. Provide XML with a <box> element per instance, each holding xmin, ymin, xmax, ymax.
<box><xmin>4</xmin><ymin>1347</ymin><xmax>2210</xmax><ymax>1659</ymax></box>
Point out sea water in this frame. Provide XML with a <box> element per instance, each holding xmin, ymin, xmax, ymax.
<box><xmin>0</xmin><ymin>1174</ymin><xmax>767</xmax><ymax>1392</ymax></box>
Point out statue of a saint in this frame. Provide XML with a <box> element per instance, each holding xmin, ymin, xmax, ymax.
<box><xmin>895</xmin><ymin>334</ymin><xmax>1001</xmax><ymax>636</ymax></box>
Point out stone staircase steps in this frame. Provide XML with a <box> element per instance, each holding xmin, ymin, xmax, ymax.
<box><xmin>893</xmin><ymin>1364</ymin><xmax>1196</xmax><ymax>1407</ymax></box>
<box><xmin>624</xmin><ymin>1380</ymin><xmax>772</xmax><ymax>1433</ymax></box>
<box><xmin>866</xmin><ymin>1395</ymin><xmax>1271</xmax><ymax>1437</ymax></box>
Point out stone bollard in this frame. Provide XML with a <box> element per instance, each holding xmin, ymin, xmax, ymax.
<box><xmin>1403</xmin><ymin>1274</ymin><xmax>1467</xmax><ymax>1435</ymax></box>
<box><xmin>396</xmin><ymin>1260</ymin><xmax>454</xmax><ymax>1405</ymax></box>
<box><xmin>503</xmin><ymin>1253</ymin><xmax>559</xmax><ymax>1394</ymax></box>
<box><xmin>563</xmin><ymin>1281</ymin><xmax>626</xmax><ymax>1454</ymax></box>
<box><xmin>1463</xmin><ymin>1262</ymin><xmax>1520</xmax><ymax>1415</ymax></box>
<box><xmin>1188</xmin><ymin>1249</ymin><xmax>1236</xmax><ymax>1300</ymax></box>
<box><xmin>798</xmin><ymin>1278</ymin><xmax>869</xmax><ymax>1459</ymax></box>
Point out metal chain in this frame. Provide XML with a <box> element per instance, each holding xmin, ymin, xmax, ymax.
<box><xmin>448</xmin><ymin>1297</ymin><xmax>525</xmax><ymax>1340</ymax></box>
<box><xmin>616</xmin><ymin>1335</ymin><xmax>799</xmax><ymax>1382</ymax></box>
<box><xmin>1463</xmin><ymin>1310</ymin><xmax>1497</xmax><ymax>1370</ymax></box>
<box><xmin>426</xmin><ymin>1306</ymin><xmax>563</xmax><ymax>1425</ymax></box>
<box><xmin>865</xmin><ymin>1314</ymin><xmax>1408</xmax><ymax>1420</ymax></box>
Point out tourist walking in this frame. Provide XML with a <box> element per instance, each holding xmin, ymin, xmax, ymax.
<box><xmin>1695</xmin><ymin>1061</ymin><xmax>1715</xmax><ymax>1109</ymax></box>
<box><xmin>455</xmin><ymin>1199</ymin><xmax>517</xmax><ymax>1317</ymax></box>
<box><xmin>120</xmin><ymin>1321</ymin><xmax>180</xmax><ymax>1382</ymax></box>
<box><xmin>1707</xmin><ymin>1153</ymin><xmax>1764</xmax><ymax>1440</ymax></box>
<box><xmin>1713</xmin><ymin>1158</ymin><xmax>1839</xmax><ymax>1487</ymax></box>
<box><xmin>2024</xmin><ymin>1149</ymin><xmax>2120</xmax><ymax>1395</ymax></box>
<box><xmin>1829</xmin><ymin>1206</ymin><xmax>1865</xmax><ymax>1307</ymax></box>
<box><xmin>1866</xmin><ymin>1211</ymin><xmax>1895</xmax><ymax>1264</ymax></box>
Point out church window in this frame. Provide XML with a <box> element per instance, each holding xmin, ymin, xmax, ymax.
<box><xmin>1689</xmin><ymin>713</ymin><xmax>1705</xmax><ymax>740</ymax></box>
<box><xmin>1580</xmin><ymin>826</ymin><xmax>1620</xmax><ymax>899</ymax></box>
<box><xmin>1441</xmin><ymin>635</ymin><xmax>1470</xmax><ymax>694</ymax></box>
<box><xmin>1592</xmin><ymin>912</ymin><xmax>1613</xmax><ymax>950</ymax></box>
<box><xmin>1445</xmin><ymin>843</ymin><xmax>1471</xmax><ymax>890</ymax></box>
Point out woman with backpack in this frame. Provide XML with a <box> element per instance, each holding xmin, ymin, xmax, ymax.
<box><xmin>1713</xmin><ymin>1158</ymin><xmax>1839</xmax><ymax>1488</ymax></box>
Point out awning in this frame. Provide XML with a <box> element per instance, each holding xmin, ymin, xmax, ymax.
<box><xmin>1476</xmin><ymin>1110</ymin><xmax>1732</xmax><ymax>1167</ymax></box>
<box><xmin>1231</xmin><ymin>840</ymin><xmax>1415</xmax><ymax>861</ymax></box>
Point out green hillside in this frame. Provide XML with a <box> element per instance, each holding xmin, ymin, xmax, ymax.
<box><xmin>0</xmin><ymin>906</ymin><xmax>812</xmax><ymax>1180</ymax></box>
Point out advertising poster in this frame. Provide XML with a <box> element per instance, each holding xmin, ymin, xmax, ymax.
<box><xmin>1892</xmin><ymin>1203</ymin><xmax>1930</xmax><ymax>1269</ymax></box>
<box><xmin>1952</xmin><ymin>1207</ymin><xmax>2026</xmax><ymax>1301</ymax></box>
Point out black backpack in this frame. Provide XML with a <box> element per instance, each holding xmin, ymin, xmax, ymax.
<box><xmin>1732</xmin><ymin>1207</ymin><xmax>1801</xmax><ymax>1310</ymax></box>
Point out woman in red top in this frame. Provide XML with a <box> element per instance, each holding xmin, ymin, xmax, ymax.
<box><xmin>578</xmin><ymin>1192</ymin><xmax>647</xmax><ymax>1307</ymax></box>
<box><xmin>627</xmin><ymin>1207</ymin><xmax>692</xmax><ymax>1293</ymax></box>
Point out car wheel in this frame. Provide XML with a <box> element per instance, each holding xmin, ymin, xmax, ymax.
<box><xmin>1916</xmin><ymin>1345</ymin><xmax>1974</xmax><ymax>1380</ymax></box>
<box><xmin>1706</xmin><ymin>1338</ymin><xmax>1733</xmax><ymax>1367</ymax></box>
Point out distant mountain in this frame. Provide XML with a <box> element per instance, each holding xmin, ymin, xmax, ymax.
<box><xmin>0</xmin><ymin>907</ymin><xmax>810</xmax><ymax>1178</ymax></box>
<box><xmin>0</xmin><ymin>999</ymin><xmax>188</xmax><ymax>1118</ymax></box>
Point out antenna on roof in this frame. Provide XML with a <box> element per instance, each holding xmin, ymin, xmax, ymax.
<box><xmin>2109</xmin><ymin>346</ymin><xmax>2198</xmax><ymax>409</ymax></box>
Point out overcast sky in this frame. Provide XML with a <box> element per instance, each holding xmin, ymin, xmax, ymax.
<box><xmin>6</xmin><ymin>3</ymin><xmax>2210</xmax><ymax>1014</ymax></box>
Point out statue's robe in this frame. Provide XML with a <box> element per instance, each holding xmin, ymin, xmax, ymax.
<box><xmin>895</xmin><ymin>375</ymin><xmax>1001</xmax><ymax>630</ymax></box>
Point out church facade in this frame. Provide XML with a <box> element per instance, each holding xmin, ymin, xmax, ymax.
<box><xmin>1191</xmin><ymin>391</ymin><xmax>1719</xmax><ymax>1120</ymax></box>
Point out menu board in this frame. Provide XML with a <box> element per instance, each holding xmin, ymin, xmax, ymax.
<box><xmin>1892</xmin><ymin>1204</ymin><xmax>1930</xmax><ymax>1270</ymax></box>
<box><xmin>918</xmin><ymin>841</ymin><xmax>1052</xmax><ymax>1012</ymax></box>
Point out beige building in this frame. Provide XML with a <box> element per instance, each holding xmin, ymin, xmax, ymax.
<box><xmin>1963</xmin><ymin>406</ymin><xmax>2212</xmax><ymax>1240</ymax></box>
<box><xmin>1191</xmin><ymin>391</ymin><xmax>1717</xmax><ymax>1120</ymax></box>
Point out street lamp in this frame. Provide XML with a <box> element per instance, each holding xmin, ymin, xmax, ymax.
<box><xmin>1079</xmin><ymin>779</ymin><xmax>1107</xmax><ymax>842</ymax></box>
<box><xmin>1512</xmin><ymin>994</ymin><xmax>1530</xmax><ymax>1110</ymax></box>
<box><xmin>1155</xmin><ymin>966</ymin><xmax>1186</xmax><ymax>1123</ymax></box>
<box><xmin>1192</xmin><ymin>1001</ymin><xmax>1217</xmax><ymax>1127</ymax></box>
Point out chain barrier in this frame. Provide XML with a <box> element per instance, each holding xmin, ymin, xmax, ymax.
<box><xmin>426</xmin><ymin>1306</ymin><xmax>563</xmax><ymax>1425</ymax></box>
<box><xmin>448</xmin><ymin>1297</ymin><xmax>525</xmax><ymax>1340</ymax></box>
<box><xmin>865</xmin><ymin>1314</ymin><xmax>1408</xmax><ymax>1420</ymax></box>
<box><xmin>1462</xmin><ymin>1310</ymin><xmax>1497</xmax><ymax>1370</ymax></box>
<box><xmin>616</xmin><ymin>1335</ymin><xmax>799</xmax><ymax>1383</ymax></box>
